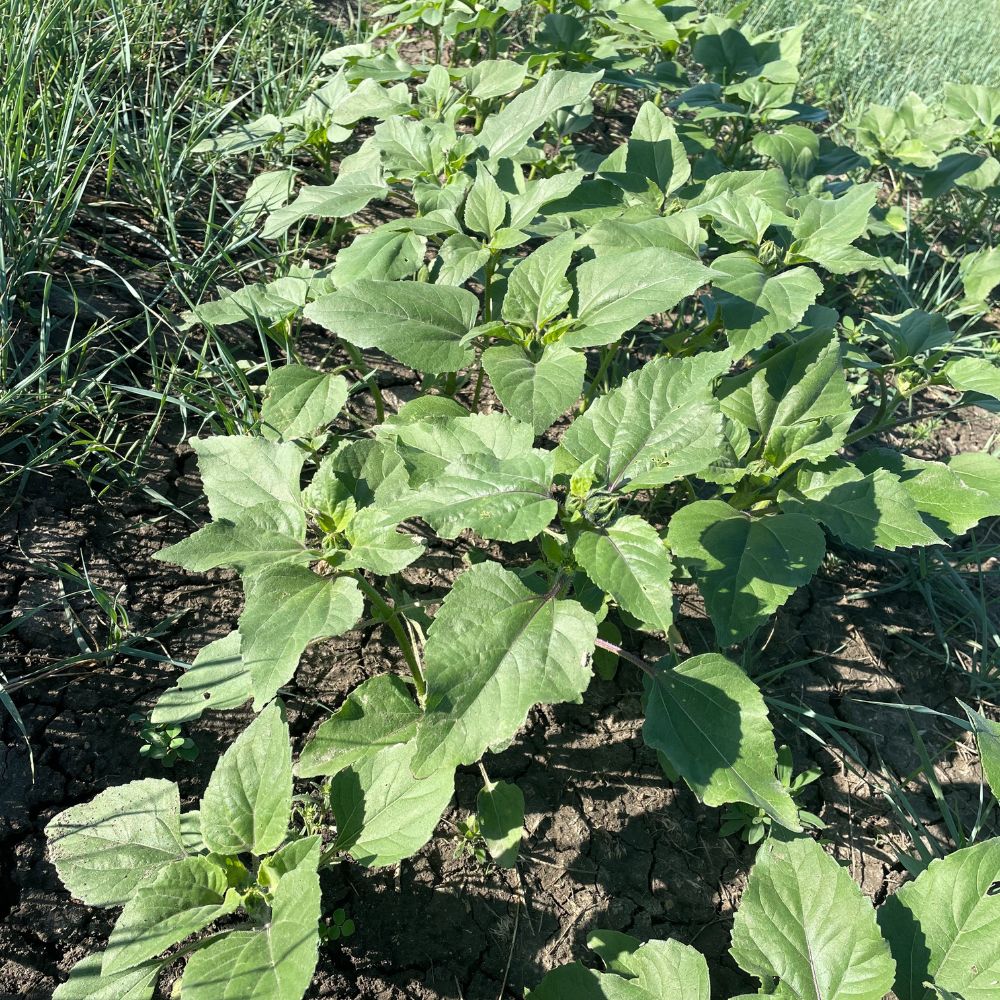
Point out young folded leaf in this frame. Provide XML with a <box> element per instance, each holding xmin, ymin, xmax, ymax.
<box><xmin>179</xmin><ymin>838</ymin><xmax>322</xmax><ymax>1000</ymax></box>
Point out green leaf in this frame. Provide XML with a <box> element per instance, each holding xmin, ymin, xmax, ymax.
<box><xmin>878</xmin><ymin>838</ymin><xmax>1000</xmax><ymax>1000</ymax></box>
<box><xmin>260</xmin><ymin>365</ymin><xmax>349</xmax><ymax>442</ymax></box>
<box><xmin>412</xmin><ymin>562</ymin><xmax>597</xmax><ymax>776</ymax></box>
<box><xmin>620</xmin><ymin>939</ymin><xmax>711</xmax><ymax>1000</ymax></box>
<box><xmin>960</xmin><ymin>702</ymin><xmax>1000</xmax><ymax>801</ymax></box>
<box><xmin>45</xmin><ymin>779</ymin><xmax>186</xmax><ymax>907</ymax></box>
<box><xmin>573</xmin><ymin>515</ymin><xmax>674</xmax><ymax>634</ymax></box>
<box><xmin>262</xmin><ymin>176</ymin><xmax>387</xmax><ymax>239</ymax></box>
<box><xmin>305</xmin><ymin>279</ymin><xmax>478</xmax><ymax>374</ymax></box>
<box><xmin>618</xmin><ymin>101</ymin><xmax>691</xmax><ymax>197</ymax></box>
<box><xmin>330</xmin><ymin>741</ymin><xmax>455</xmax><ymax>867</ymax></box>
<box><xmin>297</xmin><ymin>674</ymin><xmax>421</xmax><ymax>778</ymax></box>
<box><xmin>855</xmin><ymin>449</ymin><xmax>999</xmax><ymax>537</ymax></box>
<box><xmin>865</xmin><ymin>310</ymin><xmax>953</xmax><ymax>361</ymax></box>
<box><xmin>179</xmin><ymin>839</ymin><xmax>321</xmax><ymax>1000</ymax></box>
<box><xmin>190</xmin><ymin>436</ymin><xmax>306</xmax><ymax>539</ymax></box>
<box><xmin>152</xmin><ymin>632</ymin><xmax>251</xmax><ymax>725</ymax></box>
<box><xmin>527</xmin><ymin>963</ymin><xmax>649</xmax><ymax>999</ymax></box>
<box><xmin>732</xmin><ymin>836</ymin><xmax>895</xmax><ymax>999</ymax></box>
<box><xmin>501</xmin><ymin>232</ymin><xmax>575</xmax><ymax>331</ymax></box>
<box><xmin>556</xmin><ymin>353</ymin><xmax>729</xmax><ymax>491</ymax></box>
<box><xmin>337</xmin><ymin>506</ymin><xmax>424</xmax><ymax>575</ymax></box>
<box><xmin>778</xmin><ymin>462</ymin><xmax>942</xmax><ymax>551</ymax></box>
<box><xmin>580</xmin><ymin>213</ymin><xmax>704</xmax><ymax>260</ymax></box>
<box><xmin>588</xmin><ymin>929</ymin><xmax>641</xmax><ymax>976</ymax></box>
<box><xmin>378</xmin><ymin>410</ymin><xmax>535</xmax><ymax>486</ymax></box>
<box><xmin>154</xmin><ymin>514</ymin><xmax>314</xmax><ymax>575</ymax></box>
<box><xmin>103</xmin><ymin>856</ymin><xmax>239</xmax><ymax>974</ymax></box>
<box><xmin>333</xmin><ymin>225</ymin><xmax>425</xmax><ymax>284</ymax></box>
<box><xmin>386</xmin><ymin>451</ymin><xmax>557</xmax><ymax>543</ymax></box>
<box><xmin>711</xmin><ymin>253</ymin><xmax>822</xmax><ymax>354</ymax></box>
<box><xmin>947</xmin><ymin>452</ymin><xmax>1000</xmax><ymax>505</ymax></box>
<box><xmin>187</xmin><ymin>275</ymin><xmax>313</xmax><ymax>329</ymax></box>
<box><xmin>464</xmin><ymin>165</ymin><xmax>507</xmax><ymax>238</ymax></box>
<box><xmin>239</xmin><ymin>567</ymin><xmax>363</xmax><ymax>708</ymax></box>
<box><xmin>944</xmin><ymin>357</ymin><xmax>1000</xmax><ymax>401</ymax></box>
<box><xmin>463</xmin><ymin>59</ymin><xmax>528</xmax><ymax>100</ymax></box>
<box><xmin>643</xmin><ymin>654</ymin><xmax>800</xmax><ymax>828</ymax></box>
<box><xmin>435</xmin><ymin>232</ymin><xmax>491</xmax><ymax>286</ymax></box>
<box><xmin>703</xmin><ymin>191</ymin><xmax>773</xmax><ymax>246</ymax></box>
<box><xmin>477</xmin><ymin>779</ymin><xmax>525</xmax><ymax>869</ymax></box>
<box><xmin>667</xmin><ymin>501</ymin><xmax>826</xmax><ymax>643</ymax></box>
<box><xmin>199</xmin><ymin>702</ymin><xmax>293</xmax><ymax>857</ymax></box>
<box><xmin>476</xmin><ymin>70</ymin><xmax>602</xmax><ymax>160</ymax></box>
<box><xmin>54</xmin><ymin>952</ymin><xmax>160</xmax><ymax>1000</ymax></box>
<box><xmin>483</xmin><ymin>342</ymin><xmax>586</xmax><ymax>434</ymax></box>
<box><xmin>721</xmin><ymin>330</ymin><xmax>854</xmax><ymax>472</ymax></box>
<box><xmin>569</xmin><ymin>248</ymin><xmax>715</xmax><ymax>347</ymax></box>
<box><xmin>958</xmin><ymin>247</ymin><xmax>1000</xmax><ymax>307</ymax></box>
<box><xmin>788</xmin><ymin>183</ymin><xmax>879</xmax><ymax>273</ymax></box>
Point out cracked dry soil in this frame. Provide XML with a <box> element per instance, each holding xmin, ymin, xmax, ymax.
<box><xmin>1</xmin><ymin>402</ymin><xmax>999</xmax><ymax>999</ymax></box>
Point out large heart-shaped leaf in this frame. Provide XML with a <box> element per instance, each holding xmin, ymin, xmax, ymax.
<box><xmin>878</xmin><ymin>838</ymin><xmax>1000</xmax><ymax>999</ymax></box>
<box><xmin>199</xmin><ymin>702</ymin><xmax>293</xmax><ymax>857</ymax></box>
<box><xmin>643</xmin><ymin>654</ymin><xmax>800</xmax><ymax>828</ymax></box>
<box><xmin>412</xmin><ymin>562</ymin><xmax>597</xmax><ymax>776</ymax></box>
<box><xmin>483</xmin><ymin>343</ymin><xmax>586</xmax><ymax>434</ymax></box>
<box><xmin>732</xmin><ymin>836</ymin><xmax>895</xmax><ymax>999</ymax></box>
<box><xmin>667</xmin><ymin>500</ymin><xmax>826</xmax><ymax>644</ymax></box>
<box><xmin>305</xmin><ymin>280</ymin><xmax>479</xmax><ymax>374</ymax></box>
<box><xmin>46</xmin><ymin>780</ymin><xmax>186</xmax><ymax>907</ymax></box>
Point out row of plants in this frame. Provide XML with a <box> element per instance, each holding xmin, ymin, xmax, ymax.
<box><xmin>46</xmin><ymin>2</ymin><xmax>1000</xmax><ymax>996</ymax></box>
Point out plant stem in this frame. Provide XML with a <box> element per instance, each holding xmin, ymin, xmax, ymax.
<box><xmin>352</xmin><ymin>574</ymin><xmax>426</xmax><ymax>702</ymax></box>
<box><xmin>594</xmin><ymin>637</ymin><xmax>658</xmax><ymax>679</ymax></box>
<box><xmin>582</xmin><ymin>340</ymin><xmax>620</xmax><ymax>409</ymax></box>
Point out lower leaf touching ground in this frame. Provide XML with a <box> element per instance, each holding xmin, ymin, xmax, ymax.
<box><xmin>410</xmin><ymin>561</ymin><xmax>597</xmax><ymax>777</ymax></box>
<box><xmin>667</xmin><ymin>501</ymin><xmax>826</xmax><ymax>644</ymax></box>
<box><xmin>731</xmin><ymin>836</ymin><xmax>896</xmax><ymax>999</ymax></box>
<box><xmin>179</xmin><ymin>839</ymin><xmax>322</xmax><ymax>1000</ymax></box>
<box><xmin>329</xmin><ymin>740</ymin><xmax>455</xmax><ymax>867</ymax></box>
<box><xmin>642</xmin><ymin>654</ymin><xmax>800</xmax><ymax>829</ymax></box>
<box><xmin>527</xmin><ymin>933</ymin><xmax>710</xmax><ymax>999</ymax></box>
<box><xmin>877</xmin><ymin>838</ymin><xmax>1000</xmax><ymax>999</ymax></box>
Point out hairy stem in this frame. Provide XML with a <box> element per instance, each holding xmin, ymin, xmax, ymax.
<box><xmin>352</xmin><ymin>574</ymin><xmax>426</xmax><ymax>702</ymax></box>
<box><xmin>594</xmin><ymin>637</ymin><xmax>658</xmax><ymax>679</ymax></box>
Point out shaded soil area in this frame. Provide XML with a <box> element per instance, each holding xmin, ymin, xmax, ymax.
<box><xmin>1</xmin><ymin>393</ymin><xmax>998</xmax><ymax>999</ymax></box>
